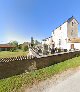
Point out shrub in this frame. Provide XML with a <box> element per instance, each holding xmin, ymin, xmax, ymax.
<box><xmin>22</xmin><ymin>45</ymin><xmax>28</xmax><ymax>51</ymax></box>
<box><xmin>58</xmin><ymin>48</ymin><xmax>61</xmax><ymax>52</ymax></box>
<box><xmin>10</xmin><ymin>48</ymin><xmax>16</xmax><ymax>52</ymax></box>
<box><xmin>64</xmin><ymin>49</ymin><xmax>67</xmax><ymax>52</ymax></box>
<box><xmin>51</xmin><ymin>48</ymin><xmax>55</xmax><ymax>54</ymax></box>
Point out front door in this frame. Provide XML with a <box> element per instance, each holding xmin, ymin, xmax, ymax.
<box><xmin>71</xmin><ymin>44</ymin><xmax>74</xmax><ymax>49</ymax></box>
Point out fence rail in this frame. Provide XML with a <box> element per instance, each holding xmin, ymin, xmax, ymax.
<box><xmin>0</xmin><ymin>56</ymin><xmax>29</xmax><ymax>62</ymax></box>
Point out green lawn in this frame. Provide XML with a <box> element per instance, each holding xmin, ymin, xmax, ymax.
<box><xmin>0</xmin><ymin>50</ymin><xmax>28</xmax><ymax>58</ymax></box>
<box><xmin>0</xmin><ymin>56</ymin><xmax>80</xmax><ymax>92</ymax></box>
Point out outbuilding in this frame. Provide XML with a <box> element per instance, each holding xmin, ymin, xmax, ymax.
<box><xmin>0</xmin><ymin>44</ymin><xmax>15</xmax><ymax>51</ymax></box>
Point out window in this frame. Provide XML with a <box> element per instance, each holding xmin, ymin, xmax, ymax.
<box><xmin>71</xmin><ymin>30</ymin><xmax>73</xmax><ymax>36</ymax></box>
<box><xmin>72</xmin><ymin>22</ymin><xmax>74</xmax><ymax>26</ymax></box>
<box><xmin>59</xmin><ymin>39</ymin><xmax>61</xmax><ymax>45</ymax></box>
<box><xmin>52</xmin><ymin>31</ymin><xmax>54</xmax><ymax>34</ymax></box>
<box><xmin>60</xmin><ymin>27</ymin><xmax>61</xmax><ymax>30</ymax></box>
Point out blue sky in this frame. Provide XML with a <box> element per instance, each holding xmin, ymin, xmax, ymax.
<box><xmin>0</xmin><ymin>0</ymin><xmax>80</xmax><ymax>43</ymax></box>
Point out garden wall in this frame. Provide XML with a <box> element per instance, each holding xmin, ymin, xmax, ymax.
<box><xmin>0</xmin><ymin>51</ymin><xmax>80</xmax><ymax>79</ymax></box>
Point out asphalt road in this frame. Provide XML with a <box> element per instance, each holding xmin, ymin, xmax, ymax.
<box><xmin>48</xmin><ymin>70</ymin><xmax>80</xmax><ymax>92</ymax></box>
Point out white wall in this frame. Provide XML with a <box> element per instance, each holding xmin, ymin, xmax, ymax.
<box><xmin>52</xmin><ymin>22</ymin><xmax>68</xmax><ymax>49</ymax></box>
<box><xmin>42</xmin><ymin>18</ymin><xmax>79</xmax><ymax>51</ymax></box>
<box><xmin>42</xmin><ymin>37</ymin><xmax>54</xmax><ymax>45</ymax></box>
<box><xmin>67</xmin><ymin>43</ymin><xmax>80</xmax><ymax>50</ymax></box>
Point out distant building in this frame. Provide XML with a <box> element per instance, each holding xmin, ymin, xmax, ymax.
<box><xmin>0</xmin><ymin>44</ymin><xmax>15</xmax><ymax>51</ymax></box>
<box><xmin>42</xmin><ymin>16</ymin><xmax>80</xmax><ymax>51</ymax></box>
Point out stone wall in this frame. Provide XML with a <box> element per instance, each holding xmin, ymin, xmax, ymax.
<box><xmin>67</xmin><ymin>18</ymin><xmax>78</xmax><ymax>38</ymax></box>
<box><xmin>0</xmin><ymin>51</ymin><xmax>80</xmax><ymax>79</ymax></box>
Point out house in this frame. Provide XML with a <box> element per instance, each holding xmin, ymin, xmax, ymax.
<box><xmin>0</xmin><ymin>44</ymin><xmax>15</xmax><ymax>51</ymax></box>
<box><xmin>42</xmin><ymin>16</ymin><xmax>80</xmax><ymax>51</ymax></box>
<box><xmin>42</xmin><ymin>37</ymin><xmax>54</xmax><ymax>51</ymax></box>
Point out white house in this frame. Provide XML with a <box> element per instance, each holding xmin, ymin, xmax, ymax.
<box><xmin>42</xmin><ymin>16</ymin><xmax>80</xmax><ymax>51</ymax></box>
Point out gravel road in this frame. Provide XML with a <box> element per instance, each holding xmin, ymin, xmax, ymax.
<box><xmin>45</xmin><ymin>70</ymin><xmax>80</xmax><ymax>92</ymax></box>
<box><xmin>25</xmin><ymin>67</ymin><xmax>80</xmax><ymax>92</ymax></box>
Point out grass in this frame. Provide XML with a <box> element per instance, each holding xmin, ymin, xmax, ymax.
<box><xmin>0</xmin><ymin>50</ymin><xmax>28</xmax><ymax>58</ymax></box>
<box><xmin>0</xmin><ymin>56</ymin><xmax>80</xmax><ymax>92</ymax></box>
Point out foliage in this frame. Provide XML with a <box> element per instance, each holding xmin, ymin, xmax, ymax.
<box><xmin>34</xmin><ymin>40</ymin><xmax>40</xmax><ymax>45</ymax></box>
<box><xmin>22</xmin><ymin>45</ymin><xmax>28</xmax><ymax>51</ymax></box>
<box><xmin>0</xmin><ymin>56</ymin><xmax>80</xmax><ymax>91</ymax></box>
<box><xmin>10</xmin><ymin>48</ymin><xmax>16</xmax><ymax>52</ymax></box>
<box><xmin>51</xmin><ymin>48</ymin><xmax>55</xmax><ymax>54</ymax></box>
<box><xmin>64</xmin><ymin>49</ymin><xmax>67</xmax><ymax>52</ymax></box>
<box><xmin>58</xmin><ymin>48</ymin><xmax>61</xmax><ymax>52</ymax></box>
<box><xmin>18</xmin><ymin>44</ymin><xmax>22</xmax><ymax>49</ymax></box>
<box><xmin>9</xmin><ymin>41</ymin><xmax>18</xmax><ymax>48</ymax></box>
<box><xmin>31</xmin><ymin>37</ymin><xmax>34</xmax><ymax>47</ymax></box>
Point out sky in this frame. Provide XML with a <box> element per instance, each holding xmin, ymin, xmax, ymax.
<box><xmin>0</xmin><ymin>0</ymin><xmax>80</xmax><ymax>44</ymax></box>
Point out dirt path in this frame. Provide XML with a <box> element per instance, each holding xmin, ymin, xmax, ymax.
<box><xmin>24</xmin><ymin>67</ymin><xmax>80</xmax><ymax>92</ymax></box>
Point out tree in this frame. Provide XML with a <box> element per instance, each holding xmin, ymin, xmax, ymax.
<box><xmin>31</xmin><ymin>37</ymin><xmax>34</xmax><ymax>47</ymax></box>
<box><xmin>9</xmin><ymin>41</ymin><xmax>18</xmax><ymax>47</ymax></box>
<box><xmin>22</xmin><ymin>45</ymin><xmax>28</xmax><ymax>51</ymax></box>
<box><xmin>34</xmin><ymin>40</ymin><xmax>40</xmax><ymax>45</ymax></box>
<box><xmin>9</xmin><ymin>41</ymin><xmax>18</xmax><ymax>51</ymax></box>
<box><xmin>18</xmin><ymin>44</ymin><xmax>22</xmax><ymax>49</ymax></box>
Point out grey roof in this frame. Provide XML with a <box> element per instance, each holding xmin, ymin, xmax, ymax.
<box><xmin>52</xmin><ymin>16</ymin><xmax>79</xmax><ymax>32</ymax></box>
<box><xmin>43</xmin><ymin>16</ymin><xmax>79</xmax><ymax>41</ymax></box>
<box><xmin>67</xmin><ymin>16</ymin><xmax>79</xmax><ymax>24</ymax></box>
